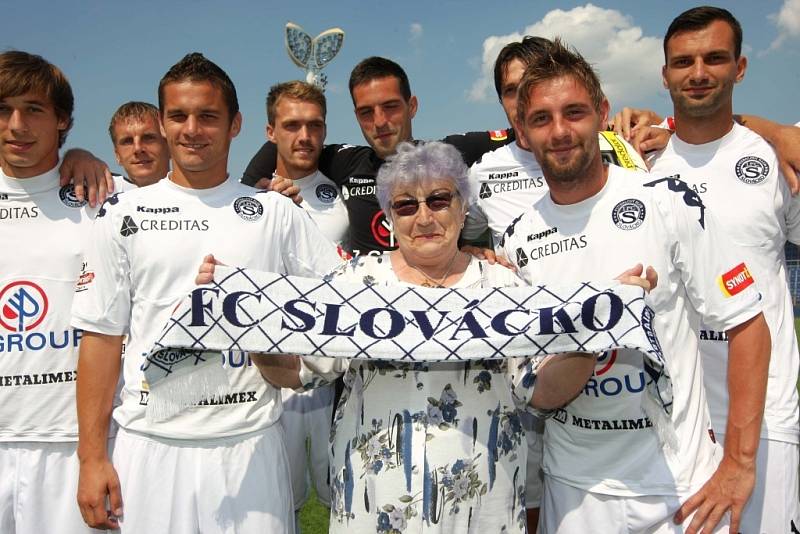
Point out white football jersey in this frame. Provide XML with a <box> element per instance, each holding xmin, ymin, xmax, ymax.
<box><xmin>465</xmin><ymin>132</ymin><xmax>645</xmax><ymax>247</ymax></box>
<box><xmin>650</xmin><ymin>123</ymin><xmax>800</xmax><ymax>444</ymax></box>
<box><xmin>72</xmin><ymin>176</ymin><xmax>342</xmax><ymax>440</ymax></box>
<box><xmin>501</xmin><ymin>165</ymin><xmax>761</xmax><ymax>496</ymax></box>
<box><xmin>0</xmin><ymin>167</ymin><xmax>96</xmax><ymax>441</ymax></box>
<box><xmin>294</xmin><ymin>170</ymin><xmax>349</xmax><ymax>247</ymax></box>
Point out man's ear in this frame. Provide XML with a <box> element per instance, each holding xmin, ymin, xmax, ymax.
<box><xmin>735</xmin><ymin>55</ymin><xmax>747</xmax><ymax>83</ymax></box>
<box><xmin>408</xmin><ymin>95</ymin><xmax>418</xmax><ymax>119</ymax></box>
<box><xmin>266</xmin><ymin>123</ymin><xmax>275</xmax><ymax>143</ymax></box>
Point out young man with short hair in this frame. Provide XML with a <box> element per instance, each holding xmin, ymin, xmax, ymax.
<box><xmin>504</xmin><ymin>39</ymin><xmax>769</xmax><ymax>534</ymax></box>
<box><xmin>650</xmin><ymin>7</ymin><xmax>800</xmax><ymax>532</ymax></box>
<box><xmin>243</xmin><ymin>56</ymin><xmax>513</xmax><ymax>256</ymax></box>
<box><xmin>108</xmin><ymin>101</ymin><xmax>169</xmax><ymax>189</ymax></box>
<box><xmin>0</xmin><ymin>50</ymin><xmax>102</xmax><ymax>534</ymax></box>
<box><xmin>72</xmin><ymin>53</ymin><xmax>341</xmax><ymax>533</ymax></box>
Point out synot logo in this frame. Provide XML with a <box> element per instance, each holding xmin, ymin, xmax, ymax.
<box><xmin>0</xmin><ymin>281</ymin><xmax>49</xmax><ymax>332</ymax></box>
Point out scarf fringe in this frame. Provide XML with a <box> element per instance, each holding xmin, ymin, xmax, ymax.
<box><xmin>642</xmin><ymin>391</ymin><xmax>679</xmax><ymax>456</ymax></box>
<box><xmin>145</xmin><ymin>357</ymin><xmax>230</xmax><ymax>422</ymax></box>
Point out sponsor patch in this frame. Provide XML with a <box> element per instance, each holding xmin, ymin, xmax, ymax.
<box><xmin>489</xmin><ymin>129</ymin><xmax>508</xmax><ymax>141</ymax></box>
<box><xmin>515</xmin><ymin>248</ymin><xmax>528</xmax><ymax>267</ymax></box>
<box><xmin>75</xmin><ymin>268</ymin><xmax>95</xmax><ymax>293</ymax></box>
<box><xmin>611</xmin><ymin>198</ymin><xmax>646</xmax><ymax>230</ymax></box>
<box><xmin>233</xmin><ymin>197</ymin><xmax>264</xmax><ymax>222</ymax></box>
<box><xmin>369</xmin><ymin>210</ymin><xmax>395</xmax><ymax>249</ymax></box>
<box><xmin>0</xmin><ymin>281</ymin><xmax>49</xmax><ymax>332</ymax></box>
<box><xmin>59</xmin><ymin>185</ymin><xmax>86</xmax><ymax>208</ymax></box>
<box><xmin>479</xmin><ymin>183</ymin><xmax>492</xmax><ymax>199</ymax></box>
<box><xmin>717</xmin><ymin>262</ymin><xmax>754</xmax><ymax>297</ymax></box>
<box><xmin>735</xmin><ymin>156</ymin><xmax>769</xmax><ymax>185</ymax></box>
<box><xmin>120</xmin><ymin>215</ymin><xmax>139</xmax><ymax>237</ymax></box>
<box><xmin>315</xmin><ymin>183</ymin><xmax>337</xmax><ymax>204</ymax></box>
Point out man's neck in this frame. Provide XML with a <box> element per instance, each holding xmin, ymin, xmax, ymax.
<box><xmin>547</xmin><ymin>160</ymin><xmax>609</xmax><ymax>206</ymax></box>
<box><xmin>674</xmin><ymin>109</ymin><xmax>735</xmax><ymax>145</ymax></box>
<box><xmin>1</xmin><ymin>153</ymin><xmax>59</xmax><ymax>179</ymax></box>
<box><xmin>169</xmin><ymin>164</ymin><xmax>228</xmax><ymax>189</ymax></box>
<box><xmin>275</xmin><ymin>160</ymin><xmax>318</xmax><ymax>181</ymax></box>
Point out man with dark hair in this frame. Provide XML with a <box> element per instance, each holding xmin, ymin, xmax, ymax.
<box><xmin>504</xmin><ymin>38</ymin><xmax>769</xmax><ymax>534</ymax></box>
<box><xmin>108</xmin><ymin>101</ymin><xmax>169</xmax><ymax>189</ymax></box>
<box><xmin>650</xmin><ymin>6</ymin><xmax>800</xmax><ymax>532</ymax></box>
<box><xmin>0</xmin><ymin>50</ymin><xmax>102</xmax><ymax>534</ymax></box>
<box><xmin>243</xmin><ymin>56</ymin><xmax>513</xmax><ymax>257</ymax></box>
<box><xmin>72</xmin><ymin>52</ymin><xmax>341</xmax><ymax>533</ymax></box>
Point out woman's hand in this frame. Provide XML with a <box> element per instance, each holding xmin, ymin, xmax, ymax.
<box><xmin>615</xmin><ymin>263</ymin><xmax>658</xmax><ymax>292</ymax></box>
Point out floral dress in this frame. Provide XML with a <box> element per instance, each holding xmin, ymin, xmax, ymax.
<box><xmin>298</xmin><ymin>254</ymin><xmax>536</xmax><ymax>533</ymax></box>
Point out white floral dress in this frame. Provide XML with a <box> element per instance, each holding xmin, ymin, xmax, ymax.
<box><xmin>298</xmin><ymin>254</ymin><xmax>535</xmax><ymax>533</ymax></box>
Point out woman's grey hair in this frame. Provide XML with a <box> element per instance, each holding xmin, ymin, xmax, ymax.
<box><xmin>376</xmin><ymin>141</ymin><xmax>471</xmax><ymax>219</ymax></box>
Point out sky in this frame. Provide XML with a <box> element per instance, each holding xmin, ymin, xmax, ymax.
<box><xmin>3</xmin><ymin>0</ymin><xmax>799</xmax><ymax>178</ymax></box>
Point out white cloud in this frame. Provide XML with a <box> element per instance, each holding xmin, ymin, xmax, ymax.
<box><xmin>468</xmin><ymin>3</ymin><xmax>663</xmax><ymax>110</ymax></box>
<box><xmin>767</xmin><ymin>0</ymin><xmax>800</xmax><ymax>51</ymax></box>
<box><xmin>410</xmin><ymin>23</ymin><xmax>423</xmax><ymax>44</ymax></box>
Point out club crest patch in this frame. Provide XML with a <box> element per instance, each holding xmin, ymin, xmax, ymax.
<box><xmin>59</xmin><ymin>185</ymin><xmax>87</xmax><ymax>208</ymax></box>
<box><xmin>735</xmin><ymin>156</ymin><xmax>769</xmax><ymax>185</ymax></box>
<box><xmin>233</xmin><ymin>197</ymin><xmax>264</xmax><ymax>222</ymax></box>
<box><xmin>315</xmin><ymin>183</ymin><xmax>337</xmax><ymax>204</ymax></box>
<box><xmin>612</xmin><ymin>198</ymin><xmax>646</xmax><ymax>230</ymax></box>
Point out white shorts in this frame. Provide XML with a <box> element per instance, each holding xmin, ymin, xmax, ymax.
<box><xmin>112</xmin><ymin>426</ymin><xmax>294</xmax><ymax>534</ymax></box>
<box><xmin>280</xmin><ymin>385</ymin><xmax>334</xmax><ymax>509</ymax></box>
<box><xmin>522</xmin><ymin>411</ymin><xmax>544</xmax><ymax>508</ymax></box>
<box><xmin>717</xmin><ymin>433</ymin><xmax>799</xmax><ymax>533</ymax></box>
<box><xmin>540</xmin><ymin>475</ymin><xmax>729</xmax><ymax>534</ymax></box>
<box><xmin>0</xmin><ymin>441</ymin><xmax>106</xmax><ymax>534</ymax></box>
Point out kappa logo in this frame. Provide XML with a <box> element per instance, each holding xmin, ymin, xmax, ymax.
<box><xmin>0</xmin><ymin>281</ymin><xmax>49</xmax><ymax>332</ymax></box>
<box><xmin>315</xmin><ymin>183</ymin><xmax>338</xmax><ymax>204</ymax></box>
<box><xmin>96</xmin><ymin>194</ymin><xmax>120</xmax><ymax>218</ymax></box>
<box><xmin>137</xmin><ymin>205</ymin><xmax>180</xmax><ymax>214</ymax></box>
<box><xmin>553</xmin><ymin>409</ymin><xmax>568</xmax><ymax>424</ymax></box>
<box><xmin>233</xmin><ymin>197</ymin><xmax>264</xmax><ymax>222</ymax></box>
<box><xmin>120</xmin><ymin>215</ymin><xmax>139</xmax><ymax>237</ymax></box>
<box><xmin>58</xmin><ymin>185</ymin><xmax>86</xmax><ymax>208</ymax></box>
<box><xmin>611</xmin><ymin>198</ymin><xmax>646</xmax><ymax>230</ymax></box>
<box><xmin>479</xmin><ymin>183</ymin><xmax>492</xmax><ymax>199</ymax></box>
<box><xmin>515</xmin><ymin>248</ymin><xmax>528</xmax><ymax>267</ymax></box>
<box><xmin>718</xmin><ymin>262</ymin><xmax>754</xmax><ymax>297</ymax></box>
<box><xmin>0</xmin><ymin>193</ymin><xmax>7</xmax><ymax>200</ymax></box>
<box><xmin>735</xmin><ymin>156</ymin><xmax>769</xmax><ymax>185</ymax></box>
<box><xmin>644</xmin><ymin>175</ymin><xmax>706</xmax><ymax>229</ymax></box>
<box><xmin>370</xmin><ymin>210</ymin><xmax>396</xmax><ymax>249</ymax></box>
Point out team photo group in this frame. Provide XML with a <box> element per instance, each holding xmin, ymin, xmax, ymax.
<box><xmin>2</xmin><ymin>4</ymin><xmax>800</xmax><ymax>534</ymax></box>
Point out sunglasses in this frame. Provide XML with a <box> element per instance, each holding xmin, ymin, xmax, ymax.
<box><xmin>390</xmin><ymin>191</ymin><xmax>457</xmax><ymax>217</ymax></box>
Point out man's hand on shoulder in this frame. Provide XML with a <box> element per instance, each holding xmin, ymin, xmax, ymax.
<box><xmin>60</xmin><ymin>149</ymin><xmax>114</xmax><ymax>207</ymax></box>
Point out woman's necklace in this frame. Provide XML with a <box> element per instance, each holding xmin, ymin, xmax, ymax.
<box><xmin>407</xmin><ymin>251</ymin><xmax>460</xmax><ymax>288</ymax></box>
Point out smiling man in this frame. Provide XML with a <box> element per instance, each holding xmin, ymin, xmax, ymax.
<box><xmin>0</xmin><ymin>50</ymin><xmax>101</xmax><ymax>534</ymax></box>
<box><xmin>108</xmin><ymin>101</ymin><xmax>169</xmax><ymax>190</ymax></box>
<box><xmin>649</xmin><ymin>7</ymin><xmax>800</xmax><ymax>533</ymax></box>
<box><xmin>503</xmin><ymin>38</ymin><xmax>770</xmax><ymax>534</ymax></box>
<box><xmin>243</xmin><ymin>56</ymin><xmax>513</xmax><ymax>256</ymax></box>
<box><xmin>72</xmin><ymin>53</ymin><xmax>341</xmax><ymax>533</ymax></box>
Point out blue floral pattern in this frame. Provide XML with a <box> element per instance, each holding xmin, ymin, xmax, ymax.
<box><xmin>305</xmin><ymin>255</ymin><xmax>534</xmax><ymax>533</ymax></box>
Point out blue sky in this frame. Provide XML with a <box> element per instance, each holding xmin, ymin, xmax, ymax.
<box><xmin>4</xmin><ymin>0</ymin><xmax>798</xmax><ymax>178</ymax></box>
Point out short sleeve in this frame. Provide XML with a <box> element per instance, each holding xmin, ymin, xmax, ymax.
<box><xmin>71</xmin><ymin>195</ymin><xmax>132</xmax><ymax>335</ymax></box>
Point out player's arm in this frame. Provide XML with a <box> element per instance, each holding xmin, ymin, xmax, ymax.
<box><xmin>735</xmin><ymin>115</ymin><xmax>800</xmax><ymax>194</ymax></box>
<box><xmin>60</xmin><ymin>148</ymin><xmax>114</xmax><ymax>207</ymax></box>
<box><xmin>76</xmin><ymin>331</ymin><xmax>123</xmax><ymax>530</ymax></box>
<box><xmin>441</xmin><ymin>128</ymin><xmax>516</xmax><ymax>166</ymax></box>
<box><xmin>676</xmin><ymin>313</ymin><xmax>770</xmax><ymax>534</ymax></box>
<box><xmin>251</xmin><ymin>353</ymin><xmax>302</xmax><ymax>388</ymax></box>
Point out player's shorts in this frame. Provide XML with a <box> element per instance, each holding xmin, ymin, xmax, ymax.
<box><xmin>281</xmin><ymin>385</ymin><xmax>334</xmax><ymax>509</ymax></box>
<box><xmin>0</xmin><ymin>441</ymin><xmax>106</xmax><ymax>534</ymax></box>
<box><xmin>540</xmin><ymin>475</ymin><xmax>730</xmax><ymax>534</ymax></box>
<box><xmin>113</xmin><ymin>425</ymin><xmax>294</xmax><ymax>534</ymax></box>
<box><xmin>522</xmin><ymin>411</ymin><xmax>544</xmax><ymax>508</ymax></box>
<box><xmin>717</xmin><ymin>433</ymin><xmax>799</xmax><ymax>533</ymax></box>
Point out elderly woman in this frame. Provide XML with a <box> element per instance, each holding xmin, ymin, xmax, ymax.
<box><xmin>197</xmin><ymin>141</ymin><xmax>654</xmax><ymax>533</ymax></box>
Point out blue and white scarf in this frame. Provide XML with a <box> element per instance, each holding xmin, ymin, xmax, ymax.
<box><xmin>144</xmin><ymin>266</ymin><xmax>673</xmax><ymax>442</ymax></box>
